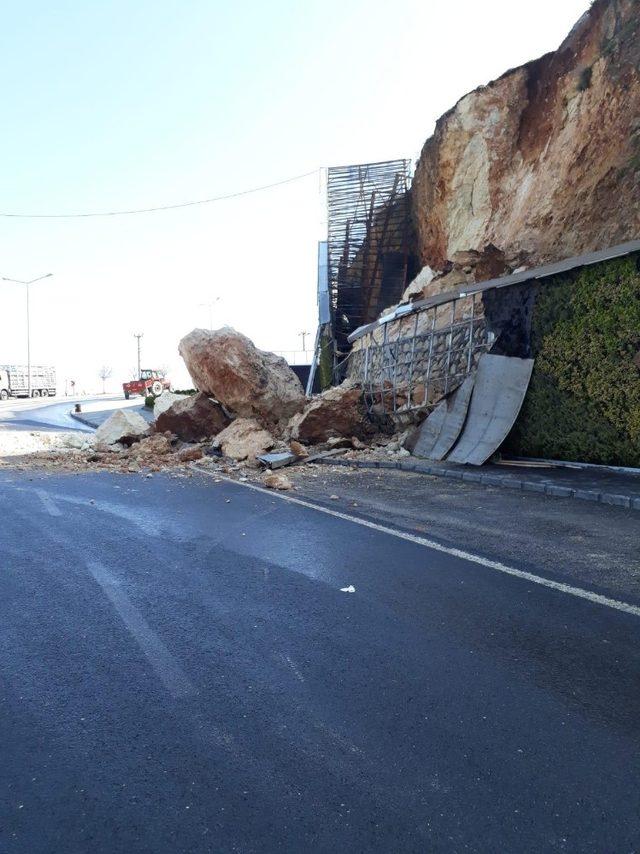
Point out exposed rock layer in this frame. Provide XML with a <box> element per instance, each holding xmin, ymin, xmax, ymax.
<box><xmin>411</xmin><ymin>0</ymin><xmax>640</xmax><ymax>294</ymax></box>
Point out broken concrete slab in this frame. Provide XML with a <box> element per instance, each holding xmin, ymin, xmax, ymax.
<box><xmin>155</xmin><ymin>392</ymin><xmax>230</xmax><ymax>442</ymax></box>
<box><xmin>303</xmin><ymin>447</ymin><xmax>350</xmax><ymax>464</ymax></box>
<box><xmin>94</xmin><ymin>409</ymin><xmax>150</xmax><ymax>446</ymax></box>
<box><xmin>179</xmin><ymin>327</ymin><xmax>305</xmax><ymax>429</ymax></box>
<box><xmin>257</xmin><ymin>452</ymin><xmax>298</xmax><ymax>470</ymax></box>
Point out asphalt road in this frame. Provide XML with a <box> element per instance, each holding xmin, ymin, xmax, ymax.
<box><xmin>1</xmin><ymin>469</ymin><xmax>639</xmax><ymax>853</ymax></box>
<box><xmin>0</xmin><ymin>395</ymin><xmax>144</xmax><ymax>433</ymax></box>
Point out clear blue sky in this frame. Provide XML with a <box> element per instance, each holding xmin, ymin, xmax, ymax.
<box><xmin>0</xmin><ymin>0</ymin><xmax>589</xmax><ymax>391</ymax></box>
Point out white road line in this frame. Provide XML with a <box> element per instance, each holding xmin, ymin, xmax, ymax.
<box><xmin>280</xmin><ymin>653</ymin><xmax>305</xmax><ymax>683</ymax></box>
<box><xmin>86</xmin><ymin>560</ymin><xmax>195</xmax><ymax>698</ymax></box>
<box><xmin>36</xmin><ymin>489</ymin><xmax>63</xmax><ymax>517</ymax></box>
<box><xmin>197</xmin><ymin>469</ymin><xmax>640</xmax><ymax>619</ymax></box>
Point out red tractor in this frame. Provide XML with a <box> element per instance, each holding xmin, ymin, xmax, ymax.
<box><xmin>123</xmin><ymin>369</ymin><xmax>171</xmax><ymax>400</ymax></box>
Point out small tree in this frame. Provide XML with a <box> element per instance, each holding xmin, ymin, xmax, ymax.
<box><xmin>98</xmin><ymin>365</ymin><xmax>113</xmax><ymax>394</ymax></box>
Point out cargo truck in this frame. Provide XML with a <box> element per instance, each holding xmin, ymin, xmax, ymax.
<box><xmin>0</xmin><ymin>365</ymin><xmax>57</xmax><ymax>400</ymax></box>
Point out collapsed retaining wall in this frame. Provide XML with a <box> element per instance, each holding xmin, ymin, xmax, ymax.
<box><xmin>348</xmin><ymin>249</ymin><xmax>640</xmax><ymax>465</ymax></box>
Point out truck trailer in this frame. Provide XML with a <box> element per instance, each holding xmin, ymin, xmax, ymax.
<box><xmin>0</xmin><ymin>365</ymin><xmax>57</xmax><ymax>400</ymax></box>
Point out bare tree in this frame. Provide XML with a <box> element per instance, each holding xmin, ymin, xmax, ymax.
<box><xmin>98</xmin><ymin>365</ymin><xmax>113</xmax><ymax>394</ymax></box>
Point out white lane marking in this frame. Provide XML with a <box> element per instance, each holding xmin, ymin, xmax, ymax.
<box><xmin>197</xmin><ymin>469</ymin><xmax>640</xmax><ymax>619</ymax></box>
<box><xmin>280</xmin><ymin>653</ymin><xmax>305</xmax><ymax>683</ymax></box>
<box><xmin>86</xmin><ymin>560</ymin><xmax>194</xmax><ymax>698</ymax></box>
<box><xmin>36</xmin><ymin>489</ymin><xmax>62</xmax><ymax>517</ymax></box>
<box><xmin>50</xmin><ymin>492</ymin><xmax>163</xmax><ymax>537</ymax></box>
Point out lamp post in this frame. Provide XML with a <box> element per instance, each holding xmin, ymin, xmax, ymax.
<box><xmin>300</xmin><ymin>330</ymin><xmax>309</xmax><ymax>360</ymax></box>
<box><xmin>133</xmin><ymin>333</ymin><xmax>143</xmax><ymax>380</ymax></box>
<box><xmin>1</xmin><ymin>273</ymin><xmax>53</xmax><ymax>397</ymax></box>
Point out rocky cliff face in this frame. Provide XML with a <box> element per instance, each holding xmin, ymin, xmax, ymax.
<box><xmin>411</xmin><ymin>0</ymin><xmax>640</xmax><ymax>293</ymax></box>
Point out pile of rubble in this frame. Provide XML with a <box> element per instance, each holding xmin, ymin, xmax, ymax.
<box><xmin>1</xmin><ymin>327</ymin><xmax>412</xmax><ymax>486</ymax></box>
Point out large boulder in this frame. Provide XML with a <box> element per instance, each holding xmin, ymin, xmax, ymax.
<box><xmin>153</xmin><ymin>391</ymin><xmax>189</xmax><ymax>419</ymax></box>
<box><xmin>155</xmin><ymin>392</ymin><xmax>230</xmax><ymax>442</ymax></box>
<box><xmin>212</xmin><ymin>418</ymin><xmax>275</xmax><ymax>461</ymax></box>
<box><xmin>287</xmin><ymin>382</ymin><xmax>369</xmax><ymax>444</ymax></box>
<box><xmin>94</xmin><ymin>409</ymin><xmax>149</xmax><ymax>446</ymax></box>
<box><xmin>178</xmin><ymin>327</ymin><xmax>305</xmax><ymax>428</ymax></box>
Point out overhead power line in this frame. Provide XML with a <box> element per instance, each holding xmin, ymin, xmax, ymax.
<box><xmin>0</xmin><ymin>168</ymin><xmax>319</xmax><ymax>219</ymax></box>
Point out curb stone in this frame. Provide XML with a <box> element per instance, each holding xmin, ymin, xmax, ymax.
<box><xmin>69</xmin><ymin>411</ymin><xmax>99</xmax><ymax>429</ymax></box>
<box><xmin>313</xmin><ymin>457</ymin><xmax>640</xmax><ymax>511</ymax></box>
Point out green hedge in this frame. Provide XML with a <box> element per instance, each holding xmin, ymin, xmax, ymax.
<box><xmin>507</xmin><ymin>254</ymin><xmax>640</xmax><ymax>466</ymax></box>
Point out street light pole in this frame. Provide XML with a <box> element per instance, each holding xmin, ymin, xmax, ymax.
<box><xmin>1</xmin><ymin>273</ymin><xmax>53</xmax><ymax>397</ymax></box>
<box><xmin>26</xmin><ymin>284</ymin><xmax>30</xmax><ymax>397</ymax></box>
<box><xmin>134</xmin><ymin>333</ymin><xmax>143</xmax><ymax>380</ymax></box>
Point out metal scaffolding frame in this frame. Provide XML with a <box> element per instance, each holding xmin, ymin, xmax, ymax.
<box><xmin>326</xmin><ymin>160</ymin><xmax>412</xmax><ymax>376</ymax></box>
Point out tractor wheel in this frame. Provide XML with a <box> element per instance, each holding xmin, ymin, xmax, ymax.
<box><xmin>124</xmin><ymin>391</ymin><xmax>130</xmax><ymax>400</ymax></box>
<box><xmin>0</xmin><ymin>389</ymin><xmax>8</xmax><ymax>401</ymax></box>
<box><xmin>32</xmin><ymin>389</ymin><xmax>40</xmax><ymax>397</ymax></box>
<box><xmin>151</xmin><ymin>380</ymin><xmax>163</xmax><ymax>396</ymax></box>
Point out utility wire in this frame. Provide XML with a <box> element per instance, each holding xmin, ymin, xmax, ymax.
<box><xmin>0</xmin><ymin>168</ymin><xmax>319</xmax><ymax>219</ymax></box>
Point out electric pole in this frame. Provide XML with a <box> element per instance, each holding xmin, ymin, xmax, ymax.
<box><xmin>300</xmin><ymin>331</ymin><xmax>309</xmax><ymax>354</ymax></box>
<box><xmin>134</xmin><ymin>333</ymin><xmax>143</xmax><ymax>379</ymax></box>
<box><xmin>198</xmin><ymin>297</ymin><xmax>220</xmax><ymax>331</ymax></box>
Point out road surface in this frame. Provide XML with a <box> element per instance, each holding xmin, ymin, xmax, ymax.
<box><xmin>0</xmin><ymin>395</ymin><xmax>145</xmax><ymax>433</ymax></box>
<box><xmin>1</xmin><ymin>469</ymin><xmax>639</xmax><ymax>852</ymax></box>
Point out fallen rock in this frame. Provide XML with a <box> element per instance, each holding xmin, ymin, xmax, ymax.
<box><xmin>64</xmin><ymin>433</ymin><xmax>94</xmax><ymax>451</ymax></box>
<box><xmin>289</xmin><ymin>440</ymin><xmax>308</xmax><ymax>458</ymax></box>
<box><xmin>130</xmin><ymin>433</ymin><xmax>174</xmax><ymax>460</ymax></box>
<box><xmin>288</xmin><ymin>381</ymin><xmax>369</xmax><ymax>444</ymax></box>
<box><xmin>94</xmin><ymin>409</ymin><xmax>150</xmax><ymax>446</ymax></box>
<box><xmin>264</xmin><ymin>472</ymin><xmax>293</xmax><ymax>490</ymax></box>
<box><xmin>175</xmin><ymin>445</ymin><xmax>204</xmax><ymax>463</ymax></box>
<box><xmin>327</xmin><ymin>436</ymin><xmax>352</xmax><ymax>449</ymax></box>
<box><xmin>153</xmin><ymin>391</ymin><xmax>189</xmax><ymax>419</ymax></box>
<box><xmin>212</xmin><ymin>418</ymin><xmax>275</xmax><ymax>462</ymax></box>
<box><xmin>155</xmin><ymin>392</ymin><xmax>230</xmax><ymax>442</ymax></box>
<box><xmin>178</xmin><ymin>327</ymin><xmax>305</xmax><ymax>428</ymax></box>
<box><xmin>400</xmin><ymin>265</ymin><xmax>436</xmax><ymax>302</ymax></box>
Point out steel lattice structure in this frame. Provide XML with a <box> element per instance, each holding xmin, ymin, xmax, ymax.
<box><xmin>326</xmin><ymin>160</ymin><xmax>412</xmax><ymax>375</ymax></box>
